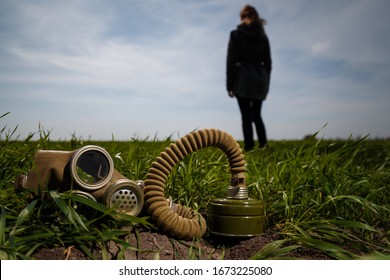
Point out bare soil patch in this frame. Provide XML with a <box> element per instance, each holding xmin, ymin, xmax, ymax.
<box><xmin>31</xmin><ymin>228</ymin><xmax>331</xmax><ymax>260</ymax></box>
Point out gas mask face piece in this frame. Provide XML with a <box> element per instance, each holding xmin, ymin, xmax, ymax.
<box><xmin>15</xmin><ymin>145</ymin><xmax>144</xmax><ymax>217</ymax></box>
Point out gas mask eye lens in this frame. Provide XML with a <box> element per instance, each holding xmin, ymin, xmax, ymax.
<box><xmin>70</xmin><ymin>146</ymin><xmax>114</xmax><ymax>191</ymax></box>
<box><xmin>76</xmin><ymin>151</ymin><xmax>110</xmax><ymax>184</ymax></box>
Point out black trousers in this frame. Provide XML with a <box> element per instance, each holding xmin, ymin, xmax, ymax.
<box><xmin>237</xmin><ymin>97</ymin><xmax>267</xmax><ymax>150</ymax></box>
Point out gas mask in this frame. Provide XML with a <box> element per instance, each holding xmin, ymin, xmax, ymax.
<box><xmin>15</xmin><ymin>145</ymin><xmax>144</xmax><ymax>217</ymax></box>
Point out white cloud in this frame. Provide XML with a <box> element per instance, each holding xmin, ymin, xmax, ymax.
<box><xmin>311</xmin><ymin>42</ymin><xmax>330</xmax><ymax>55</ymax></box>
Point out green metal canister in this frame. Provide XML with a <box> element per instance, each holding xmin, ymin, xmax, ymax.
<box><xmin>208</xmin><ymin>198</ymin><xmax>266</xmax><ymax>237</ymax></box>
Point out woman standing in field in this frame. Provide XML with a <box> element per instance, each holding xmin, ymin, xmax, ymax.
<box><xmin>226</xmin><ymin>5</ymin><xmax>272</xmax><ymax>151</ymax></box>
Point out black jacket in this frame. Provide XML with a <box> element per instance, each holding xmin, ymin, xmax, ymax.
<box><xmin>226</xmin><ymin>22</ymin><xmax>272</xmax><ymax>100</ymax></box>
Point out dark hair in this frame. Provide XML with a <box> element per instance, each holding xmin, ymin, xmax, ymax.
<box><xmin>240</xmin><ymin>5</ymin><xmax>266</xmax><ymax>26</ymax></box>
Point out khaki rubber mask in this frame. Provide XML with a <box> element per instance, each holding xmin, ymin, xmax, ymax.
<box><xmin>15</xmin><ymin>145</ymin><xmax>144</xmax><ymax>217</ymax></box>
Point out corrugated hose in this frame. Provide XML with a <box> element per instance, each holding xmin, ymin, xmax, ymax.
<box><xmin>143</xmin><ymin>128</ymin><xmax>247</xmax><ymax>240</ymax></box>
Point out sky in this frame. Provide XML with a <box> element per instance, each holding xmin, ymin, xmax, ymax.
<box><xmin>1</xmin><ymin>0</ymin><xmax>389</xmax><ymax>141</ymax></box>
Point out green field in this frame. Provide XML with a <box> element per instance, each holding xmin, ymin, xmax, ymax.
<box><xmin>1</xmin><ymin>121</ymin><xmax>390</xmax><ymax>259</ymax></box>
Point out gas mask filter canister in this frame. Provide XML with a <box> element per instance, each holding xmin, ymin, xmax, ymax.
<box><xmin>15</xmin><ymin>145</ymin><xmax>144</xmax><ymax>217</ymax></box>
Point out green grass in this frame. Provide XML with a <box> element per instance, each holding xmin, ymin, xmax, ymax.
<box><xmin>1</xmin><ymin>116</ymin><xmax>390</xmax><ymax>259</ymax></box>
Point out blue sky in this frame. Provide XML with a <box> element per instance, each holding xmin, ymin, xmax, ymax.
<box><xmin>1</xmin><ymin>0</ymin><xmax>389</xmax><ymax>141</ymax></box>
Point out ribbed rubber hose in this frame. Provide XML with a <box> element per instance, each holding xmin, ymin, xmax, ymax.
<box><xmin>143</xmin><ymin>128</ymin><xmax>246</xmax><ymax>240</ymax></box>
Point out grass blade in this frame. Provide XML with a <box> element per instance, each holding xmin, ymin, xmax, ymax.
<box><xmin>10</xmin><ymin>200</ymin><xmax>37</xmax><ymax>236</ymax></box>
<box><xmin>49</xmin><ymin>190</ymin><xmax>88</xmax><ymax>232</ymax></box>
<box><xmin>0</xmin><ymin>207</ymin><xmax>6</xmax><ymax>246</ymax></box>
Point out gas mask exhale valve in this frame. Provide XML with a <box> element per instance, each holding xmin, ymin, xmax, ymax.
<box><xmin>15</xmin><ymin>145</ymin><xmax>144</xmax><ymax>217</ymax></box>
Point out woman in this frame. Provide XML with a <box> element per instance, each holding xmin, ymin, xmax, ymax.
<box><xmin>226</xmin><ymin>5</ymin><xmax>272</xmax><ymax>150</ymax></box>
